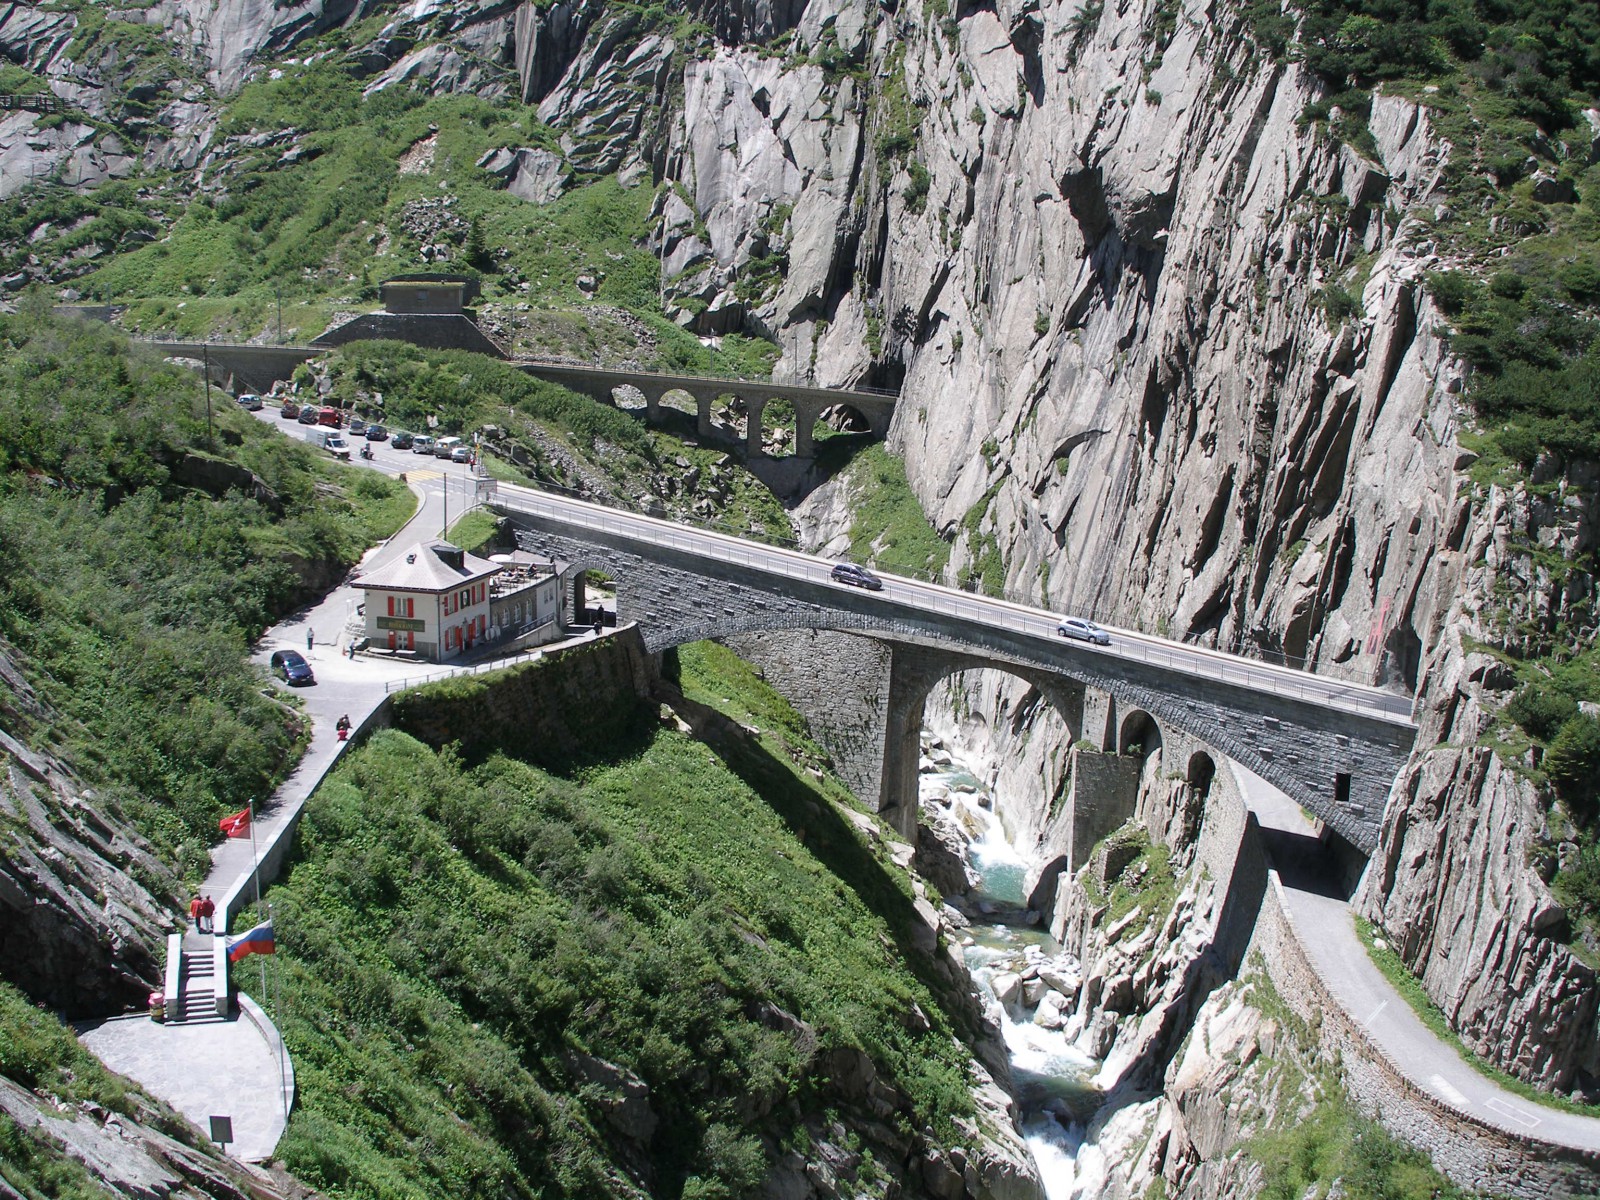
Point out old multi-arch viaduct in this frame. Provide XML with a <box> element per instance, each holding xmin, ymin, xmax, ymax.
<box><xmin>148</xmin><ymin>340</ymin><xmax>897</xmax><ymax>459</ymax></box>
<box><xmin>489</xmin><ymin>481</ymin><xmax>1417</xmax><ymax>858</ymax></box>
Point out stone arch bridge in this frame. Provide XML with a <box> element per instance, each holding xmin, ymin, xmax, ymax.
<box><xmin>492</xmin><ymin>484</ymin><xmax>1416</xmax><ymax>854</ymax></box>
<box><xmin>146</xmin><ymin>340</ymin><xmax>896</xmax><ymax>460</ymax></box>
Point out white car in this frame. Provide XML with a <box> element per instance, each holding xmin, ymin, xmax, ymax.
<box><xmin>1057</xmin><ymin>616</ymin><xmax>1111</xmax><ymax>645</ymax></box>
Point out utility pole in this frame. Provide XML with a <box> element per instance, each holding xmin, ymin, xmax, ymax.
<box><xmin>275</xmin><ymin>284</ymin><xmax>283</xmax><ymax>344</ymax></box>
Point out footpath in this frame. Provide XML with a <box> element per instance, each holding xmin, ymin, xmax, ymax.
<box><xmin>1234</xmin><ymin>764</ymin><xmax>1600</xmax><ymax>1157</ymax></box>
<box><xmin>78</xmin><ymin>444</ymin><xmax>583</xmax><ymax>1162</ymax></box>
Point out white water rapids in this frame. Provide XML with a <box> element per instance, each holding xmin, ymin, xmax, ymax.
<box><xmin>920</xmin><ymin>743</ymin><xmax>1105</xmax><ymax>1198</ymax></box>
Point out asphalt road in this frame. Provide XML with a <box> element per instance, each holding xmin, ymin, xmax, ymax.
<box><xmin>1236</xmin><ymin>764</ymin><xmax>1600</xmax><ymax>1153</ymax></box>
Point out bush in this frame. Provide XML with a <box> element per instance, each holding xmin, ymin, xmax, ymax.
<box><xmin>1508</xmin><ymin>682</ymin><xmax>1579</xmax><ymax>741</ymax></box>
<box><xmin>1545</xmin><ymin>713</ymin><xmax>1600</xmax><ymax>823</ymax></box>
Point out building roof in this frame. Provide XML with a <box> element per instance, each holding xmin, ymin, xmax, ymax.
<box><xmin>360</xmin><ymin>539</ymin><xmax>501</xmax><ymax>594</ymax></box>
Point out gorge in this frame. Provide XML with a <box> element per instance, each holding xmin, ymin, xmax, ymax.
<box><xmin>2</xmin><ymin>0</ymin><xmax>1600</xmax><ymax>1194</ymax></box>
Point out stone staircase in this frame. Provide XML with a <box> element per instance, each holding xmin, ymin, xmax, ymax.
<box><xmin>169</xmin><ymin>934</ymin><xmax>226</xmax><ymax>1024</ymax></box>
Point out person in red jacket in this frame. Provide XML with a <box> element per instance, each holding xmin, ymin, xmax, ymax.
<box><xmin>198</xmin><ymin>895</ymin><xmax>215</xmax><ymax>934</ymax></box>
<box><xmin>188</xmin><ymin>895</ymin><xmax>203</xmax><ymax>932</ymax></box>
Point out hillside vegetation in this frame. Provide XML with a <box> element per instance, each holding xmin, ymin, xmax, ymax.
<box><xmin>262</xmin><ymin>641</ymin><xmax>976</xmax><ymax>1199</ymax></box>
<box><xmin>1254</xmin><ymin>0</ymin><xmax>1600</xmax><ymax>465</ymax></box>
<box><xmin>0</xmin><ymin>306</ymin><xmax>412</xmax><ymax>875</ymax></box>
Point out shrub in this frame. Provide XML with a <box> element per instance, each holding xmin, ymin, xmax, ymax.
<box><xmin>1508</xmin><ymin>683</ymin><xmax>1579</xmax><ymax>741</ymax></box>
<box><xmin>1546</xmin><ymin>714</ymin><xmax>1600</xmax><ymax>824</ymax></box>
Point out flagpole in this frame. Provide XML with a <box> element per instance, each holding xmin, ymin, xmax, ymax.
<box><xmin>248</xmin><ymin>797</ymin><xmax>262</xmax><ymax>920</ymax></box>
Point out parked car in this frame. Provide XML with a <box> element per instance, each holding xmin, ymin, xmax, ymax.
<box><xmin>296</xmin><ymin>406</ymin><xmax>319</xmax><ymax>424</ymax></box>
<box><xmin>1056</xmin><ymin>616</ymin><xmax>1111</xmax><ymax>645</ymax></box>
<box><xmin>280</xmin><ymin>400</ymin><xmax>301</xmax><ymax>419</ymax></box>
<box><xmin>412</xmin><ymin>435</ymin><xmax>435</xmax><ymax>454</ymax></box>
<box><xmin>317</xmin><ymin>406</ymin><xmax>342</xmax><ymax>428</ymax></box>
<box><xmin>348</xmin><ymin>417</ymin><xmax>367</xmax><ymax>436</ymax></box>
<box><xmin>236</xmin><ymin>393</ymin><xmax>263</xmax><ymax>411</ymax></box>
<box><xmin>830</xmin><ymin>562</ymin><xmax>884</xmax><ymax>591</ymax></box>
<box><xmin>390</xmin><ymin>430</ymin><xmax>413</xmax><ymax>450</ymax></box>
<box><xmin>365</xmin><ymin>424</ymin><xmax>388</xmax><ymax>441</ymax></box>
<box><xmin>450</xmin><ymin>445</ymin><xmax>472</xmax><ymax>463</ymax></box>
<box><xmin>434</xmin><ymin>436</ymin><xmax>464</xmax><ymax>459</ymax></box>
<box><xmin>269</xmin><ymin>649</ymin><xmax>315</xmax><ymax>685</ymax></box>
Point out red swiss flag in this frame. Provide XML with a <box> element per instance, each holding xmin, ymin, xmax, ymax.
<box><xmin>219</xmin><ymin>808</ymin><xmax>251</xmax><ymax>838</ymax></box>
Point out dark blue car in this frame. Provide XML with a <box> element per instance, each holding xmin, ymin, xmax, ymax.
<box><xmin>269</xmin><ymin>649</ymin><xmax>316</xmax><ymax>685</ymax></box>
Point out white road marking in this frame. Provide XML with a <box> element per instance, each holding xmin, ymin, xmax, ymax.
<box><xmin>1362</xmin><ymin>1001</ymin><xmax>1388</xmax><ymax>1026</ymax></box>
<box><xmin>1484</xmin><ymin>1097</ymin><xmax>1543</xmax><ymax>1128</ymax></box>
<box><xmin>1430</xmin><ymin>1074</ymin><xmax>1469</xmax><ymax>1107</ymax></box>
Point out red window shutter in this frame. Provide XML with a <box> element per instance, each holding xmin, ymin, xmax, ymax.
<box><xmin>387</xmin><ymin>596</ymin><xmax>394</xmax><ymax>617</ymax></box>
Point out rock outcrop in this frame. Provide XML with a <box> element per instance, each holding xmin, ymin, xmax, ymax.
<box><xmin>0</xmin><ymin>642</ymin><xmax>179</xmax><ymax>1017</ymax></box>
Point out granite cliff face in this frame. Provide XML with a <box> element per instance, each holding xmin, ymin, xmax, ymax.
<box><xmin>1356</xmin><ymin>475</ymin><xmax>1600</xmax><ymax>1091</ymax></box>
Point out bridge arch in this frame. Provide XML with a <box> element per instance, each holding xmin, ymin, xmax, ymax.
<box><xmin>1118</xmin><ymin>708</ymin><xmax>1163</xmax><ymax>768</ymax></box>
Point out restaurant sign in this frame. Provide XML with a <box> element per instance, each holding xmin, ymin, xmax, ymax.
<box><xmin>376</xmin><ymin>616</ymin><xmax>427</xmax><ymax>632</ymax></box>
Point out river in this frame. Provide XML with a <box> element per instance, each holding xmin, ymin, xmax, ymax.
<box><xmin>920</xmin><ymin>739</ymin><xmax>1104</xmax><ymax>1198</ymax></box>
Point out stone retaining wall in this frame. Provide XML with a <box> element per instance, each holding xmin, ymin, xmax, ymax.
<box><xmin>1248</xmin><ymin>873</ymin><xmax>1600</xmax><ymax>1198</ymax></box>
<box><xmin>389</xmin><ymin>627</ymin><xmax>657</xmax><ymax>767</ymax></box>
<box><xmin>722</xmin><ymin>630</ymin><xmax>893</xmax><ymax>801</ymax></box>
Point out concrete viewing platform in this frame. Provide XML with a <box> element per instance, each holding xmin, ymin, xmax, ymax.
<box><xmin>77</xmin><ymin>995</ymin><xmax>291</xmax><ymax>1162</ymax></box>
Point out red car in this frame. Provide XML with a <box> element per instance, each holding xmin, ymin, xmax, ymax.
<box><xmin>317</xmin><ymin>406</ymin><xmax>342</xmax><ymax>428</ymax></box>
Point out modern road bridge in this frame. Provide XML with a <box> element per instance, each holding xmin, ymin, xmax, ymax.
<box><xmin>489</xmin><ymin>480</ymin><xmax>1417</xmax><ymax>853</ymax></box>
<box><xmin>147</xmin><ymin>340</ymin><xmax>896</xmax><ymax>460</ymax></box>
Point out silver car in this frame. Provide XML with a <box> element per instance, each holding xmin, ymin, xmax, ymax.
<box><xmin>1056</xmin><ymin>616</ymin><xmax>1111</xmax><ymax>645</ymax></box>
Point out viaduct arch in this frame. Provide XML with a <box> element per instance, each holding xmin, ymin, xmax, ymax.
<box><xmin>503</xmin><ymin>507</ymin><xmax>1414</xmax><ymax>852</ymax></box>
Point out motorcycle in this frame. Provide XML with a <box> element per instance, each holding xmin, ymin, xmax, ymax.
<box><xmin>359</xmin><ymin>444</ymin><xmax>374</xmax><ymax>461</ymax></box>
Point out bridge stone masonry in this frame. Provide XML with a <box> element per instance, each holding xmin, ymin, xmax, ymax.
<box><xmin>145</xmin><ymin>340</ymin><xmax>898</xmax><ymax>460</ymax></box>
<box><xmin>497</xmin><ymin>493</ymin><xmax>1417</xmax><ymax>852</ymax></box>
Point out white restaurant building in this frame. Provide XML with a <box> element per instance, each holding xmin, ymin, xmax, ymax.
<box><xmin>360</xmin><ymin>539</ymin><xmax>500</xmax><ymax>661</ymax></box>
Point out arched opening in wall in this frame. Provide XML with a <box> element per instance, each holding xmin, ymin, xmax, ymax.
<box><xmin>809</xmin><ymin>403</ymin><xmax>877</xmax><ymax>470</ymax></box>
<box><xmin>611</xmin><ymin>383</ymin><xmax>645</xmax><ymax>412</ymax></box>
<box><xmin>1186</xmin><ymin>751</ymin><xmax>1215</xmax><ymax>800</ymax></box>
<box><xmin>646</xmin><ymin>387</ymin><xmax>703</xmax><ymax>439</ymax></box>
<box><xmin>1118</xmin><ymin>709</ymin><xmax>1163</xmax><ymax>771</ymax></box>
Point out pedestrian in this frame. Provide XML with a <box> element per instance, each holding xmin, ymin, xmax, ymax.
<box><xmin>198</xmin><ymin>895</ymin><xmax>214</xmax><ymax>934</ymax></box>
<box><xmin>347</xmin><ymin>640</ymin><xmax>356</xmax><ymax>660</ymax></box>
<box><xmin>306</xmin><ymin>627</ymin><xmax>313</xmax><ymax>652</ymax></box>
<box><xmin>336</xmin><ymin>713</ymin><xmax>351</xmax><ymax>742</ymax></box>
<box><xmin>188</xmin><ymin>895</ymin><xmax>202</xmax><ymax>932</ymax></box>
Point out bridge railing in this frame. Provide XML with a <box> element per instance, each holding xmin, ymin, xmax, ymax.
<box><xmin>488</xmin><ymin>484</ymin><xmax>1414</xmax><ymax>725</ymax></box>
<box><xmin>141</xmin><ymin>336</ymin><xmax>903</xmax><ymax>397</ymax></box>
<box><xmin>483</xmin><ymin>478</ymin><xmax>1378</xmax><ymax>680</ymax></box>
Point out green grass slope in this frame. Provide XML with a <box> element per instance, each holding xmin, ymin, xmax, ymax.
<box><xmin>261</xmin><ymin>642</ymin><xmax>975</xmax><ymax>1200</ymax></box>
